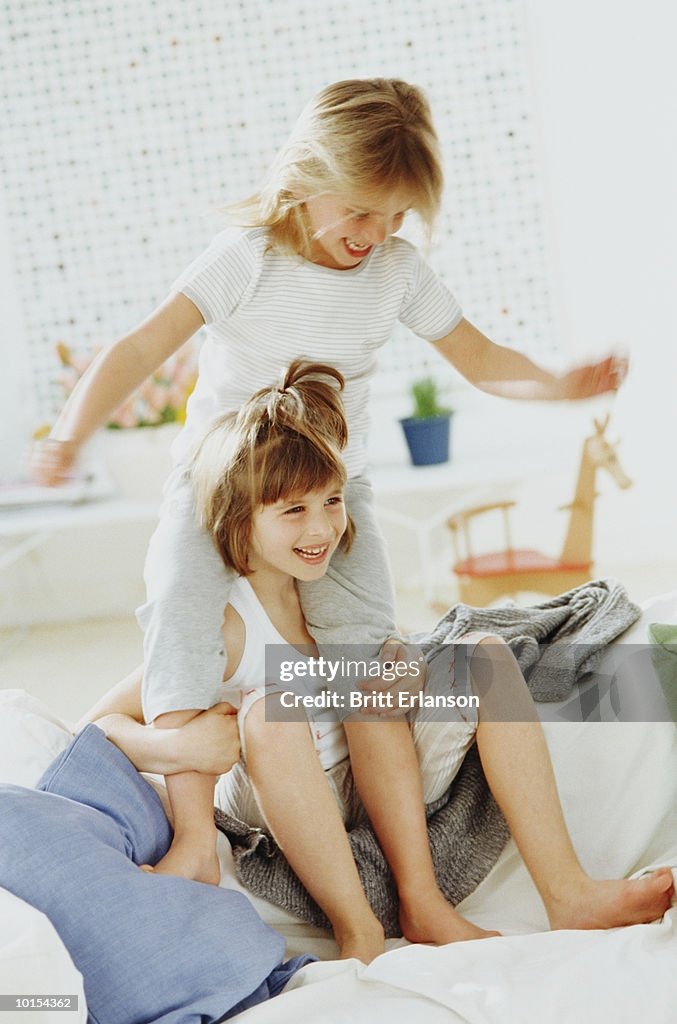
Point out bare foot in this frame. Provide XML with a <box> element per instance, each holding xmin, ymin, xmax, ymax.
<box><xmin>399</xmin><ymin>889</ymin><xmax>500</xmax><ymax>944</ymax></box>
<box><xmin>141</xmin><ymin>829</ymin><xmax>221</xmax><ymax>886</ymax></box>
<box><xmin>547</xmin><ymin>868</ymin><xmax>674</xmax><ymax>931</ymax></box>
<box><xmin>334</xmin><ymin>916</ymin><xmax>385</xmax><ymax>964</ymax></box>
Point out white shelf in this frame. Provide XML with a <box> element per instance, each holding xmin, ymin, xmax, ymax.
<box><xmin>0</xmin><ymin>498</ymin><xmax>161</xmax><ymax>574</ymax></box>
<box><xmin>0</xmin><ymin>498</ymin><xmax>161</xmax><ymax>538</ymax></box>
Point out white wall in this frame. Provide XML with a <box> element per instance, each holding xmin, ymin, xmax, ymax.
<box><xmin>521</xmin><ymin>0</ymin><xmax>677</xmax><ymax>566</ymax></box>
<box><xmin>525</xmin><ymin>0</ymin><xmax>676</xmax><ymax>357</ymax></box>
<box><xmin>0</xmin><ymin>187</ymin><xmax>34</xmax><ymax>482</ymax></box>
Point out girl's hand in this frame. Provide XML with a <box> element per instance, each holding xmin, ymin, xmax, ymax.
<box><xmin>176</xmin><ymin>702</ymin><xmax>240</xmax><ymax>775</ymax></box>
<box><xmin>559</xmin><ymin>353</ymin><xmax>629</xmax><ymax>400</ymax></box>
<box><xmin>94</xmin><ymin>705</ymin><xmax>240</xmax><ymax>776</ymax></box>
<box><xmin>30</xmin><ymin>438</ymin><xmax>80</xmax><ymax>486</ymax></box>
<box><xmin>356</xmin><ymin>638</ymin><xmax>427</xmax><ymax>717</ymax></box>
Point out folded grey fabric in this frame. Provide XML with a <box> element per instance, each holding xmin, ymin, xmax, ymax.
<box><xmin>215</xmin><ymin>578</ymin><xmax>640</xmax><ymax>937</ymax></box>
<box><xmin>428</xmin><ymin>577</ymin><xmax>640</xmax><ymax>701</ymax></box>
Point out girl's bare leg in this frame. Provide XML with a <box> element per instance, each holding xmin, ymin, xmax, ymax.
<box><xmin>245</xmin><ymin>696</ymin><xmax>385</xmax><ymax>963</ymax></box>
<box><xmin>470</xmin><ymin>637</ymin><xmax>674</xmax><ymax>929</ymax></box>
<box><xmin>141</xmin><ymin>708</ymin><xmax>220</xmax><ymax>885</ymax></box>
<box><xmin>78</xmin><ymin>670</ymin><xmax>237</xmax><ymax>885</ymax></box>
<box><xmin>344</xmin><ymin>717</ymin><xmax>498</xmax><ymax>944</ymax></box>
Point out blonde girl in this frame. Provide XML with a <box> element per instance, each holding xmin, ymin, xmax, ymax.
<box><xmin>35</xmin><ymin>78</ymin><xmax>625</xmax><ymax>883</ymax></box>
<box><xmin>86</xmin><ymin>361</ymin><xmax>672</xmax><ymax>965</ymax></box>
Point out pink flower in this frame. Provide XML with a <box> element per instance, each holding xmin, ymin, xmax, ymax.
<box><xmin>54</xmin><ymin>341</ymin><xmax>197</xmax><ymax>429</ymax></box>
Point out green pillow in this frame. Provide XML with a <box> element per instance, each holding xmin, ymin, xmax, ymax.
<box><xmin>648</xmin><ymin>623</ymin><xmax>677</xmax><ymax>724</ymax></box>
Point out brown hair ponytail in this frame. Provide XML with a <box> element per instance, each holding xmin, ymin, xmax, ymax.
<box><xmin>191</xmin><ymin>360</ymin><xmax>353</xmax><ymax>574</ymax></box>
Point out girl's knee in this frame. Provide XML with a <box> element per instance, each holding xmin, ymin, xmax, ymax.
<box><xmin>469</xmin><ymin>636</ymin><xmax>535</xmax><ymax>719</ymax></box>
<box><xmin>474</xmin><ymin>633</ymin><xmax>508</xmax><ymax>651</ymax></box>
<box><xmin>472</xmin><ymin>634</ymin><xmax>515</xmax><ymax>667</ymax></box>
<box><xmin>468</xmin><ymin>634</ymin><xmax>518</xmax><ymax>697</ymax></box>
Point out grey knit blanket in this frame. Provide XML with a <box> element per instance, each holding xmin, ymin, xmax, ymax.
<box><xmin>214</xmin><ymin>578</ymin><xmax>640</xmax><ymax>938</ymax></box>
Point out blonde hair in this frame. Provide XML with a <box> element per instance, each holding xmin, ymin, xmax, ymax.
<box><xmin>191</xmin><ymin>360</ymin><xmax>354</xmax><ymax>575</ymax></box>
<box><xmin>225</xmin><ymin>78</ymin><xmax>443</xmax><ymax>257</ymax></box>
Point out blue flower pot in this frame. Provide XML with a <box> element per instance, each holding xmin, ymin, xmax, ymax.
<box><xmin>400</xmin><ymin>414</ymin><xmax>452</xmax><ymax>466</ymax></box>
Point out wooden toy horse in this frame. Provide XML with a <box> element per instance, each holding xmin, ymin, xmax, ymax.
<box><xmin>447</xmin><ymin>416</ymin><xmax>632</xmax><ymax>605</ymax></box>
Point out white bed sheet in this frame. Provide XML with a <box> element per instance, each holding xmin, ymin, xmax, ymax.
<box><xmin>1</xmin><ymin>589</ymin><xmax>676</xmax><ymax>1023</ymax></box>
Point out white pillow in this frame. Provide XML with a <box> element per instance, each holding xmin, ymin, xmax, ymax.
<box><xmin>0</xmin><ymin>700</ymin><xmax>86</xmax><ymax>1020</ymax></box>
<box><xmin>0</xmin><ymin>690</ymin><xmax>72</xmax><ymax>787</ymax></box>
<box><xmin>0</xmin><ymin>889</ymin><xmax>86</xmax><ymax>1024</ymax></box>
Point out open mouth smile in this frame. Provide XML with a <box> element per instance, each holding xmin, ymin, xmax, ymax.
<box><xmin>294</xmin><ymin>544</ymin><xmax>331</xmax><ymax>565</ymax></box>
<box><xmin>343</xmin><ymin>239</ymin><xmax>372</xmax><ymax>258</ymax></box>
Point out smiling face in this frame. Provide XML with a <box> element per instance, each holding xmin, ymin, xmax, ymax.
<box><xmin>248</xmin><ymin>480</ymin><xmax>348</xmax><ymax>583</ymax></box>
<box><xmin>303</xmin><ymin>185</ymin><xmax>413</xmax><ymax>269</ymax></box>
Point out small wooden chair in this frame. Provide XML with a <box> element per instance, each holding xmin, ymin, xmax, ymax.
<box><xmin>447</xmin><ymin>500</ymin><xmax>593</xmax><ymax>606</ymax></box>
<box><xmin>447</xmin><ymin>417</ymin><xmax>631</xmax><ymax>606</ymax></box>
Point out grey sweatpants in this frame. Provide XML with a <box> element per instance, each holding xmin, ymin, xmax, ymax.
<box><xmin>137</xmin><ymin>468</ymin><xmax>397</xmax><ymax>723</ymax></box>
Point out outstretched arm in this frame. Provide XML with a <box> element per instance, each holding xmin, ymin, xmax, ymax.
<box><xmin>433</xmin><ymin>318</ymin><xmax>627</xmax><ymax>400</ymax></box>
<box><xmin>32</xmin><ymin>291</ymin><xmax>204</xmax><ymax>485</ymax></box>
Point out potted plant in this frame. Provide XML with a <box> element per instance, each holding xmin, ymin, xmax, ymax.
<box><xmin>399</xmin><ymin>376</ymin><xmax>453</xmax><ymax>466</ymax></box>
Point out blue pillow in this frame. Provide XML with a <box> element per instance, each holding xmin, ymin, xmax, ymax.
<box><xmin>0</xmin><ymin>725</ymin><xmax>313</xmax><ymax>1024</ymax></box>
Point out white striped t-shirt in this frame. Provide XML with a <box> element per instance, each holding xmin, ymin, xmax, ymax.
<box><xmin>171</xmin><ymin>227</ymin><xmax>462</xmax><ymax>475</ymax></box>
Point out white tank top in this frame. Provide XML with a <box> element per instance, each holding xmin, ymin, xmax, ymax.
<box><xmin>223</xmin><ymin>576</ymin><xmax>349</xmax><ymax>770</ymax></box>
